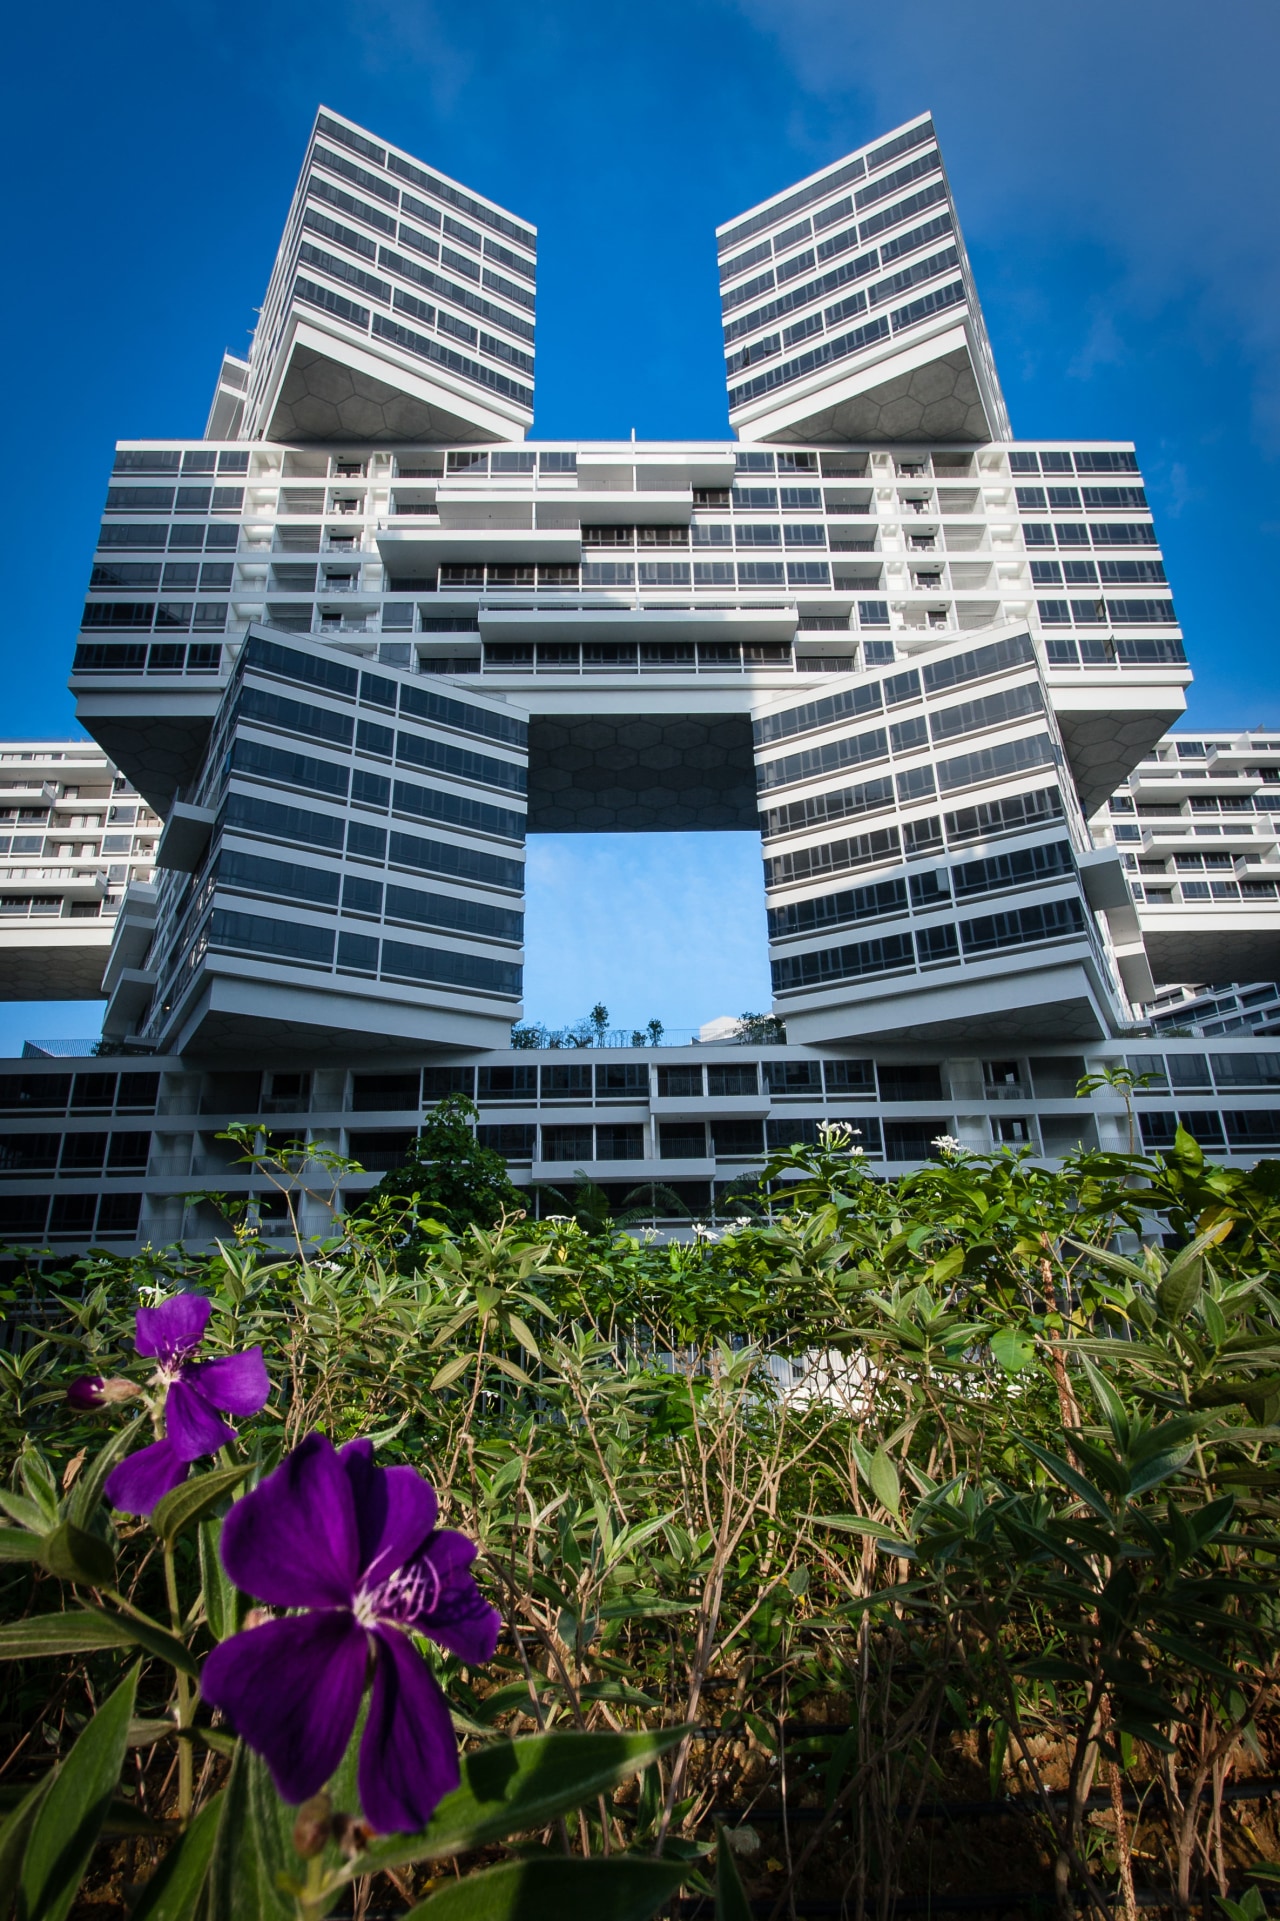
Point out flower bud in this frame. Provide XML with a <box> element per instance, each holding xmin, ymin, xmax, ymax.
<box><xmin>243</xmin><ymin>1607</ymin><xmax>274</xmax><ymax>1631</ymax></box>
<box><xmin>99</xmin><ymin>1377</ymin><xmax>142</xmax><ymax>1404</ymax></box>
<box><xmin>292</xmin><ymin>1792</ymin><xmax>332</xmax><ymax>1859</ymax></box>
<box><xmin>66</xmin><ymin>1376</ymin><xmax>141</xmax><ymax>1411</ymax></box>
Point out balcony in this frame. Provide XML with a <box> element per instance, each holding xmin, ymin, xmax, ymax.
<box><xmin>313</xmin><ymin>615</ymin><xmax>379</xmax><ymax>636</ymax></box>
<box><xmin>578</xmin><ymin>448</ymin><xmax>735</xmax><ymax>491</ymax></box>
<box><xmin>102</xmin><ymin>966</ymin><xmax>157</xmax><ymax>1038</ymax></box>
<box><xmin>895</xmin><ymin>606</ymin><xmax>952</xmax><ymax>633</ymax></box>
<box><xmin>569</xmin><ymin>490</ymin><xmax>693</xmax><ymax>526</ymax></box>
<box><xmin>1131</xmin><ymin>770</ymin><xmax>1261</xmax><ymax>801</ymax></box>
<box><xmin>477</xmin><ymin>604</ymin><xmax>798</xmax><ymax>645</ymax></box>
<box><xmin>1141</xmin><ymin>822</ymin><xmax>1261</xmax><ymax>851</ymax></box>
<box><xmin>155</xmin><ymin>803</ymin><xmax>216</xmax><ymax>875</ymax></box>
<box><xmin>376</xmin><ymin>525</ymin><xmax>582</xmax><ymax>570</ymax></box>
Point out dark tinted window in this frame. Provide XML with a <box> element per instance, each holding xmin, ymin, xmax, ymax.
<box><xmin>706</xmin><ymin>1064</ymin><xmax>759</xmax><ymax>1097</ymax></box>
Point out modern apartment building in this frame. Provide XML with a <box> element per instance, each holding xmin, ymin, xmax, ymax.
<box><xmin>4</xmin><ymin>1037</ymin><xmax>1280</xmax><ymax>1255</ymax></box>
<box><xmin>1090</xmin><ymin>729</ymin><xmax>1280</xmax><ymax>990</ymax></box>
<box><xmin>0</xmin><ymin>744</ymin><xmax>161</xmax><ymax>998</ymax></box>
<box><xmin>1145</xmin><ymin>982</ymin><xmax>1280</xmax><ymax>1041</ymax></box>
<box><xmin>1</xmin><ymin>104</ymin><xmax>1276</xmax><ymax>1254</ymax></box>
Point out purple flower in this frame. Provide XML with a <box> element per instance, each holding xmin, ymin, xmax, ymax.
<box><xmin>103</xmin><ymin>1293</ymin><xmax>269</xmax><ymax>1517</ymax></box>
<box><xmin>201</xmin><ymin>1433</ymin><xmax>501</xmax><ymax>1834</ymax></box>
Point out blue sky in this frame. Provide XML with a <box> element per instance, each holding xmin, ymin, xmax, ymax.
<box><xmin>2</xmin><ymin>0</ymin><xmax>1277</xmax><ymax>1048</ymax></box>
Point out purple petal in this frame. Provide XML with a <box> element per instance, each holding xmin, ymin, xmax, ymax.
<box><xmin>360</xmin><ymin>1627</ymin><xmax>459</xmax><ymax>1833</ymax></box>
<box><xmin>218</xmin><ymin>1432</ymin><xmax>362</xmax><ymax>1608</ymax></box>
<box><xmin>187</xmin><ymin>1348</ymin><xmax>269</xmax><ymax>1417</ymax></box>
<box><xmin>414</xmin><ymin>1530</ymin><xmax>502</xmax><ymax>1665</ymax></box>
<box><xmin>165</xmin><ymin>1379</ymin><xmax>235</xmax><ymax>1463</ymax></box>
<box><xmin>202</xmin><ymin>1612</ymin><xmax>368</xmax><ymax>1806</ymax></box>
<box><xmin>105</xmin><ymin>1439</ymin><xmax>189</xmax><ymax>1516</ymax></box>
<box><xmin>340</xmin><ymin>1440</ymin><xmax>438</xmax><ymax>1588</ymax></box>
<box><xmin>66</xmin><ymin>1377</ymin><xmax>105</xmax><ymax>1411</ymax></box>
<box><xmin>135</xmin><ymin>1293</ymin><xmax>211</xmax><ymax>1361</ymax></box>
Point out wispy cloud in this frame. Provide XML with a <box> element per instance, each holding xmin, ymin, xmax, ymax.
<box><xmin>731</xmin><ymin>0</ymin><xmax>1280</xmax><ymax>443</ymax></box>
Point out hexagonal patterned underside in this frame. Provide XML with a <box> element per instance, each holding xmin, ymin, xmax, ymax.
<box><xmin>527</xmin><ymin>714</ymin><xmax>759</xmax><ymax>831</ymax></box>
<box><xmin>1056</xmin><ymin>708</ymin><xmax>1182</xmax><ymax>817</ymax></box>
<box><xmin>0</xmin><ymin>932</ymin><xmax>111</xmax><ymax>1001</ymax></box>
<box><xmin>81</xmin><ymin>716</ymin><xmax>216</xmax><ymax>818</ymax></box>
<box><xmin>763</xmin><ymin>347</ymin><xmax>991</xmax><ymax>445</ymax></box>
<box><xmin>267</xmin><ymin>346</ymin><xmax>500</xmax><ymax>444</ymax></box>
<box><xmin>1144</xmin><ymin>929</ymin><xmax>1280</xmax><ymax>988</ymax></box>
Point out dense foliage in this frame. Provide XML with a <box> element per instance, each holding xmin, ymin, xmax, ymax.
<box><xmin>1</xmin><ymin>1125</ymin><xmax>1279</xmax><ymax>1917</ymax></box>
<box><xmin>359</xmin><ymin>1094</ymin><xmax>525</xmax><ymax>1243</ymax></box>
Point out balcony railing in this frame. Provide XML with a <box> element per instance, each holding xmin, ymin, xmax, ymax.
<box><xmin>314</xmin><ymin>616</ymin><xmax>379</xmax><ymax>635</ymax></box>
<box><xmin>70</xmin><ymin>642</ymin><xmax>224</xmax><ymax>677</ymax></box>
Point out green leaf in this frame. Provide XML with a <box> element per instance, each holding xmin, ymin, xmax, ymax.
<box><xmin>403</xmin><ymin>1855</ymin><xmax>690</xmax><ymax>1921</ymax></box>
<box><xmin>66</xmin><ymin>1421</ymin><xmax>144</xmax><ymax>1530</ymax></box>
<box><xmin>431</xmin><ymin>1352</ymin><xmax>474</xmax><ymax>1392</ymax></box>
<box><xmin>1126</xmin><ymin>1447</ymin><xmax>1194</xmax><ymax>1497</ymax></box>
<box><xmin>151</xmin><ymin>1463</ymin><xmax>253</xmax><ymax>1548</ymax></box>
<box><xmin>39</xmin><ymin>1519</ymin><xmax>117</xmax><ymax>1588</ymax></box>
<box><xmin>1020</xmin><ymin>1438</ymin><xmax>1115</xmax><ymax>1522</ymax></box>
<box><xmin>127</xmin><ymin>1719</ymin><xmax>178</xmax><ymax>1748</ymax></box>
<box><xmin>1079</xmin><ymin>1355</ymin><xmax>1130</xmax><ymax>1444</ymax></box>
<box><xmin>1157</xmin><ymin>1218</ymin><xmax>1234</xmax><ymax>1323</ymax></box>
<box><xmin>130</xmin><ymin>1791</ymin><xmax>224</xmax><ymax>1921</ymax></box>
<box><xmin>990</xmin><ymin>1326</ymin><xmax>1035</xmax><ymax>1374</ymax></box>
<box><xmin>0</xmin><ymin>1490</ymin><xmax>48</xmax><ymax>1533</ymax></box>
<box><xmin>204</xmin><ymin>1744</ymin><xmax>296</xmax><ymax>1921</ymax></box>
<box><xmin>717</xmin><ymin>1825</ymin><xmax>753</xmax><ymax>1921</ymax></box>
<box><xmin>0</xmin><ymin>1526</ymin><xmax>41</xmax><ymax>1563</ymax></box>
<box><xmin>867</xmin><ymin>1446</ymin><xmax>900</xmax><ymax>1515</ymax></box>
<box><xmin>505</xmin><ymin>1313</ymin><xmax>542</xmax><ymax>1362</ymax></box>
<box><xmin>87</xmin><ymin>1605</ymin><xmax>200</xmax><ymax>1680</ymax></box>
<box><xmin>1172</xmin><ymin>1124</ymin><xmax>1204</xmax><ymax>1169</ymax></box>
<box><xmin>0</xmin><ymin>1604</ymin><xmax>197</xmax><ymax>1678</ymax></box>
<box><xmin>0</xmin><ymin>1771</ymin><xmax>53</xmax><ymax>1917</ymax></box>
<box><xmin>199</xmin><ymin>1517</ymin><xmax>242</xmax><ymax>1642</ymax></box>
<box><xmin>358</xmin><ymin>1728</ymin><xmax>690</xmax><ymax>1877</ymax></box>
<box><xmin>1158</xmin><ymin>1255</ymin><xmax>1204</xmax><ymax>1324</ymax></box>
<box><xmin>808</xmin><ymin>1513</ymin><xmax>906</xmax><ymax>1545</ymax></box>
<box><xmin>18</xmin><ymin>1662</ymin><xmax>137</xmax><ymax>1921</ymax></box>
<box><xmin>19</xmin><ymin>1452</ymin><xmax>60</xmax><ymax>1526</ymax></box>
<box><xmin>0</xmin><ymin>1610</ymin><xmax>144</xmax><ymax>1661</ymax></box>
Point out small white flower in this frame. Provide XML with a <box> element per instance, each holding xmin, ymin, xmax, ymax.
<box><xmin>931</xmin><ymin>1134</ymin><xmax>964</xmax><ymax>1157</ymax></box>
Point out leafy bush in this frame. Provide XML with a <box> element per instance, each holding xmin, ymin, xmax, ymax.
<box><xmin>1</xmin><ymin>1126</ymin><xmax>1279</xmax><ymax>1916</ymax></box>
<box><xmin>358</xmin><ymin>1094</ymin><xmax>525</xmax><ymax>1243</ymax></box>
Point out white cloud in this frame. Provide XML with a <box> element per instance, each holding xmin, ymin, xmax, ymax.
<box><xmin>730</xmin><ymin>0</ymin><xmax>1280</xmax><ymax>440</ymax></box>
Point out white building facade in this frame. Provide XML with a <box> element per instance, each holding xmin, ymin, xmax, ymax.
<box><xmin>0</xmin><ymin>744</ymin><xmax>161</xmax><ymax>999</ymax></box>
<box><xmin>0</xmin><ymin>107</ymin><xmax>1276</xmax><ymax>1253</ymax></box>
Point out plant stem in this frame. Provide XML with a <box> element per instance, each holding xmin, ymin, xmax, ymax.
<box><xmin>163</xmin><ymin>1544</ymin><xmax>195</xmax><ymax>1821</ymax></box>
